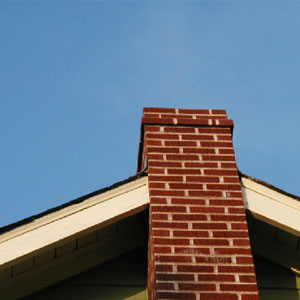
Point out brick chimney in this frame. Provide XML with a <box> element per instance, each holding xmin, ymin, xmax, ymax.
<box><xmin>138</xmin><ymin>108</ymin><xmax>259</xmax><ymax>300</ymax></box>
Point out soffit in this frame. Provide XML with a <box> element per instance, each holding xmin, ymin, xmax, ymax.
<box><xmin>0</xmin><ymin>176</ymin><xmax>149</xmax><ymax>268</ymax></box>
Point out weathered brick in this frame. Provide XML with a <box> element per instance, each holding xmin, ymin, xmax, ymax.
<box><xmin>140</xmin><ymin>107</ymin><xmax>258</xmax><ymax>300</ymax></box>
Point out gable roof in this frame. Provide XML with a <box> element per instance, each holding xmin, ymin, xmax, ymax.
<box><xmin>0</xmin><ymin>172</ymin><xmax>149</xmax><ymax>300</ymax></box>
<box><xmin>240</xmin><ymin>172</ymin><xmax>300</xmax><ymax>237</ymax></box>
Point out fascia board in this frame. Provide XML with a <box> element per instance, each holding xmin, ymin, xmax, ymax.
<box><xmin>0</xmin><ymin>177</ymin><xmax>149</xmax><ymax>267</ymax></box>
<box><xmin>241</xmin><ymin>177</ymin><xmax>300</xmax><ymax>236</ymax></box>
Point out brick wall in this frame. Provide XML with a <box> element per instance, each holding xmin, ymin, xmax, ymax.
<box><xmin>138</xmin><ymin>108</ymin><xmax>259</xmax><ymax>300</ymax></box>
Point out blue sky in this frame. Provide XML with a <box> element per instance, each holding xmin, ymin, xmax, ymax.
<box><xmin>1</xmin><ymin>1</ymin><xmax>300</xmax><ymax>227</ymax></box>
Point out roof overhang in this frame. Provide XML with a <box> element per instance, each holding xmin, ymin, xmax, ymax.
<box><xmin>0</xmin><ymin>176</ymin><xmax>149</xmax><ymax>268</ymax></box>
<box><xmin>241</xmin><ymin>174</ymin><xmax>300</xmax><ymax>275</ymax></box>
<box><xmin>241</xmin><ymin>175</ymin><xmax>300</xmax><ymax>237</ymax></box>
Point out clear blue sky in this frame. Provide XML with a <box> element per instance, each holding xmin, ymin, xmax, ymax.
<box><xmin>1</xmin><ymin>1</ymin><xmax>300</xmax><ymax>227</ymax></box>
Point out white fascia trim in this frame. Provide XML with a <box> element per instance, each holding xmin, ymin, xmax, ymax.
<box><xmin>241</xmin><ymin>177</ymin><xmax>300</xmax><ymax>236</ymax></box>
<box><xmin>0</xmin><ymin>176</ymin><xmax>149</xmax><ymax>267</ymax></box>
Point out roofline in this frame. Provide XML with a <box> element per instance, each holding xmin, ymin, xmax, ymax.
<box><xmin>0</xmin><ymin>170</ymin><xmax>147</xmax><ymax>235</ymax></box>
<box><xmin>239</xmin><ymin>171</ymin><xmax>300</xmax><ymax>202</ymax></box>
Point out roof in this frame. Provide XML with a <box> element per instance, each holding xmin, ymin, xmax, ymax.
<box><xmin>0</xmin><ymin>170</ymin><xmax>147</xmax><ymax>236</ymax></box>
<box><xmin>1</xmin><ymin>169</ymin><xmax>300</xmax><ymax>299</ymax></box>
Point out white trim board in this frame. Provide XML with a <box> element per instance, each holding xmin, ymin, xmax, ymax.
<box><xmin>241</xmin><ymin>176</ymin><xmax>300</xmax><ymax>237</ymax></box>
<box><xmin>0</xmin><ymin>176</ymin><xmax>149</xmax><ymax>268</ymax></box>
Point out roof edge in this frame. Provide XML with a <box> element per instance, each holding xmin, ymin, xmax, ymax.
<box><xmin>0</xmin><ymin>170</ymin><xmax>148</xmax><ymax>235</ymax></box>
<box><xmin>239</xmin><ymin>171</ymin><xmax>300</xmax><ymax>202</ymax></box>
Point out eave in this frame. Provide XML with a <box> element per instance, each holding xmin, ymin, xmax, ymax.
<box><xmin>0</xmin><ymin>175</ymin><xmax>149</xmax><ymax>299</ymax></box>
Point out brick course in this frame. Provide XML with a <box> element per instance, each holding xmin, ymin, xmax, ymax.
<box><xmin>138</xmin><ymin>107</ymin><xmax>259</xmax><ymax>300</ymax></box>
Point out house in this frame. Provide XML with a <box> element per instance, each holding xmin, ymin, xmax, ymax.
<box><xmin>0</xmin><ymin>107</ymin><xmax>300</xmax><ymax>300</ymax></box>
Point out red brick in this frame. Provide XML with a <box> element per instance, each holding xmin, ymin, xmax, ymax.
<box><xmin>149</xmin><ymin>161</ymin><xmax>182</xmax><ymax>168</ymax></box>
<box><xmin>236</xmin><ymin>257</ymin><xmax>254</xmax><ymax>264</ymax></box>
<box><xmin>223</xmin><ymin>177</ymin><xmax>240</xmax><ymax>183</ymax></box>
<box><xmin>189</xmin><ymin>191</ymin><xmax>223</xmax><ymax>197</ymax></box>
<box><xmin>239</xmin><ymin>275</ymin><xmax>257</xmax><ymax>283</ymax></box>
<box><xmin>153</xmin><ymin>229</ymin><xmax>170</xmax><ymax>237</ymax></box>
<box><xmin>201</xmin><ymin>141</ymin><xmax>233</xmax><ymax>148</ymax></box>
<box><xmin>218</xmin><ymin>266</ymin><xmax>255</xmax><ymax>273</ymax></box>
<box><xmin>198</xmin><ymin>128</ymin><xmax>230</xmax><ymax>134</ymax></box>
<box><xmin>192</xmin><ymin>223</ymin><xmax>227</xmax><ymax>230</ymax></box>
<box><xmin>204</xmin><ymin>169</ymin><xmax>238</xmax><ymax>176</ymax></box>
<box><xmin>220</xmin><ymin>284</ymin><xmax>257</xmax><ymax>292</ymax></box>
<box><xmin>169</xmin><ymin>183</ymin><xmax>203</xmax><ymax>190</ymax></box>
<box><xmin>156</xmin><ymin>282</ymin><xmax>174</xmax><ymax>290</ymax></box>
<box><xmin>151</xmin><ymin>197</ymin><xmax>168</xmax><ymax>204</ymax></box>
<box><xmin>183</xmin><ymin>148</ymin><xmax>216</xmax><ymax>154</ymax></box>
<box><xmin>152</xmin><ymin>222</ymin><xmax>188</xmax><ymax>229</ymax></box>
<box><xmin>149</xmin><ymin>182</ymin><xmax>165</xmax><ymax>189</ymax></box>
<box><xmin>152</xmin><ymin>206</ymin><xmax>186</xmax><ymax>213</ymax></box>
<box><xmin>218</xmin><ymin>120</ymin><xmax>234</xmax><ymax>126</ymax></box>
<box><xmin>190</xmin><ymin>206</ymin><xmax>224</xmax><ymax>214</ymax></box>
<box><xmin>200</xmin><ymin>293</ymin><xmax>238</xmax><ymax>300</ymax></box>
<box><xmin>195</xmin><ymin>115</ymin><xmax>226</xmax><ymax>120</ymax></box>
<box><xmin>173</xmin><ymin>230</ymin><xmax>209</xmax><ymax>238</ymax></box>
<box><xmin>168</xmin><ymin>169</ymin><xmax>201</xmax><ymax>175</ymax></box>
<box><xmin>202</xmin><ymin>155</ymin><xmax>235</xmax><ymax>162</ymax></box>
<box><xmin>141</xmin><ymin>108</ymin><xmax>257</xmax><ymax>300</ymax></box>
<box><xmin>172</xmin><ymin>214</ymin><xmax>207</xmax><ymax>221</ymax></box>
<box><xmin>213</xmin><ymin>231</ymin><xmax>249</xmax><ymax>238</ymax></box>
<box><xmin>144</xmin><ymin>126</ymin><xmax>161</xmax><ymax>132</ymax></box>
<box><xmin>210</xmin><ymin>215</ymin><xmax>245</xmax><ymax>222</ymax></box>
<box><xmin>212</xmin><ymin>109</ymin><xmax>227</xmax><ymax>115</ymax></box>
<box><xmin>215</xmin><ymin>248</ymin><xmax>251</xmax><ymax>255</ymax></box>
<box><xmin>175</xmin><ymin>119</ymin><xmax>211</xmax><ymax>126</ymax></box>
<box><xmin>161</xmin><ymin>114</ymin><xmax>193</xmax><ymax>119</ymax></box>
<box><xmin>231</xmin><ymin>223</ymin><xmax>248</xmax><ymax>230</ymax></box>
<box><xmin>185</xmin><ymin>162</ymin><xmax>218</xmax><ymax>168</ymax></box>
<box><xmin>143</xmin><ymin>113</ymin><xmax>160</xmax><ymax>118</ymax></box>
<box><xmin>156</xmin><ymin>255</ymin><xmax>192</xmax><ymax>263</ymax></box>
<box><xmin>148</xmin><ymin>153</ymin><xmax>164</xmax><ymax>160</ymax></box>
<box><xmin>221</xmin><ymin>162</ymin><xmax>237</xmax><ymax>168</ymax></box>
<box><xmin>228</xmin><ymin>208</ymin><xmax>245</xmax><ymax>214</ymax></box>
<box><xmin>219</xmin><ymin>148</ymin><xmax>235</xmax><ymax>154</ymax></box>
<box><xmin>241</xmin><ymin>294</ymin><xmax>259</xmax><ymax>300</ymax></box>
<box><xmin>178</xmin><ymin>283</ymin><xmax>216</xmax><ymax>291</ymax></box>
<box><xmin>157</xmin><ymin>273</ymin><xmax>194</xmax><ymax>281</ymax></box>
<box><xmin>217</xmin><ymin>135</ymin><xmax>232</xmax><ymax>141</ymax></box>
<box><xmin>186</xmin><ymin>176</ymin><xmax>219</xmax><ymax>183</ymax></box>
<box><xmin>175</xmin><ymin>247</ymin><xmax>210</xmax><ymax>255</ymax></box>
<box><xmin>157</xmin><ymin>292</ymin><xmax>196</xmax><ymax>300</ymax></box>
<box><xmin>171</xmin><ymin>198</ymin><xmax>206</xmax><ymax>205</ymax></box>
<box><xmin>165</xmin><ymin>140</ymin><xmax>197</xmax><ymax>147</ymax></box>
<box><xmin>149</xmin><ymin>175</ymin><xmax>184</xmax><ymax>182</ymax></box>
<box><xmin>182</xmin><ymin>134</ymin><xmax>214</xmax><ymax>141</ymax></box>
<box><xmin>150</xmin><ymin>190</ymin><xmax>185</xmax><ymax>197</ymax></box>
<box><xmin>151</xmin><ymin>213</ymin><xmax>168</xmax><ymax>221</ymax></box>
<box><xmin>194</xmin><ymin>239</ymin><xmax>230</xmax><ymax>246</ymax></box>
<box><xmin>198</xmin><ymin>274</ymin><xmax>235</xmax><ymax>282</ymax></box>
<box><xmin>164</xmin><ymin>127</ymin><xmax>196</xmax><ymax>133</ymax></box>
<box><xmin>209</xmin><ymin>200</ymin><xmax>244</xmax><ymax>206</ymax></box>
<box><xmin>166</xmin><ymin>154</ymin><xmax>199</xmax><ymax>161</ymax></box>
<box><xmin>154</xmin><ymin>238</ymin><xmax>190</xmax><ymax>246</ymax></box>
<box><xmin>156</xmin><ymin>264</ymin><xmax>173</xmax><ymax>272</ymax></box>
<box><xmin>148</xmin><ymin>168</ymin><xmax>165</xmax><ymax>174</ymax></box>
<box><xmin>146</xmin><ymin>133</ymin><xmax>180</xmax><ymax>140</ymax></box>
<box><xmin>196</xmin><ymin>256</ymin><xmax>232</xmax><ymax>264</ymax></box>
<box><xmin>145</xmin><ymin>139</ymin><xmax>163</xmax><ymax>146</ymax></box>
<box><xmin>225</xmin><ymin>191</ymin><xmax>243</xmax><ymax>198</ymax></box>
<box><xmin>147</xmin><ymin>147</ymin><xmax>180</xmax><ymax>153</ymax></box>
<box><xmin>177</xmin><ymin>265</ymin><xmax>214</xmax><ymax>273</ymax></box>
<box><xmin>154</xmin><ymin>246</ymin><xmax>172</xmax><ymax>254</ymax></box>
<box><xmin>233</xmin><ymin>239</ymin><xmax>251</xmax><ymax>246</ymax></box>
